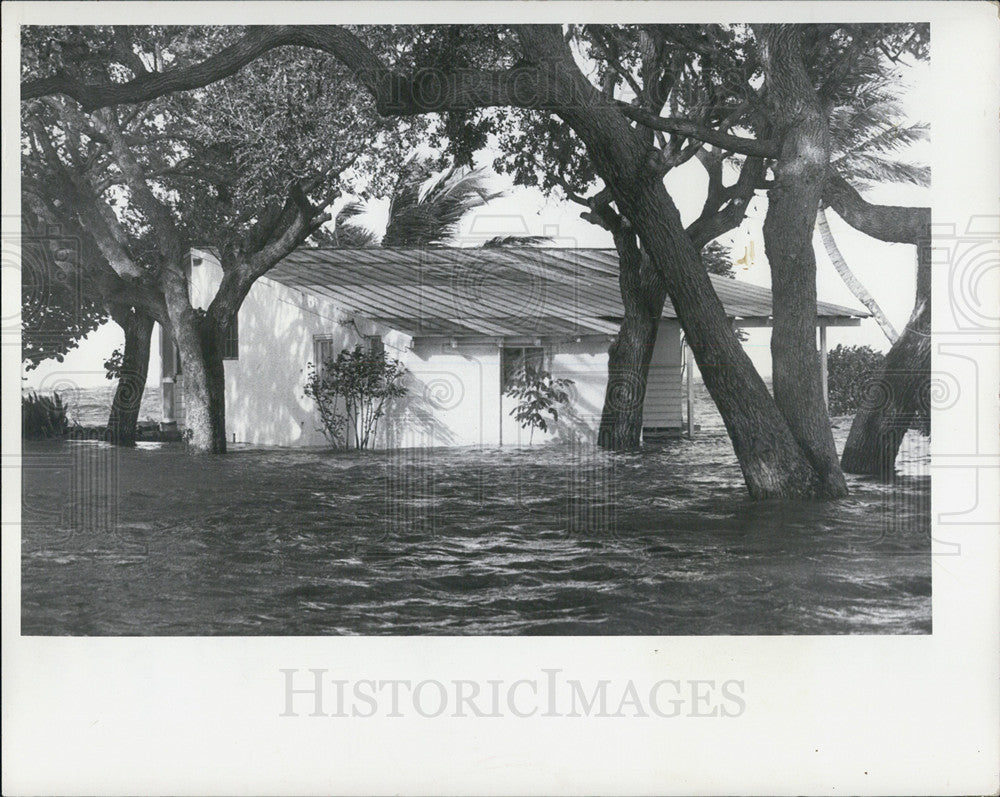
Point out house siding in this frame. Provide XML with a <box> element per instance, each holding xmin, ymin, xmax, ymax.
<box><xmin>642</xmin><ymin>320</ymin><xmax>684</xmax><ymax>431</ymax></box>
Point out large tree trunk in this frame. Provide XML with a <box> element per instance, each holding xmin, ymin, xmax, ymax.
<box><xmin>817</xmin><ymin>207</ymin><xmax>899</xmax><ymax>344</ymax></box>
<box><xmin>598</xmin><ymin>224</ymin><xmax>667</xmax><ymax>450</ymax></box>
<box><xmin>623</xmin><ymin>187</ymin><xmax>823</xmax><ymax>498</ymax></box>
<box><xmin>547</xmin><ymin>87</ymin><xmax>827</xmax><ymax>498</ymax></box>
<box><xmin>106</xmin><ymin>306</ymin><xmax>154</xmax><ymax>446</ymax></box>
<box><xmin>162</xmin><ymin>273</ymin><xmax>228</xmax><ymax>453</ymax></box>
<box><xmin>841</xmin><ymin>244</ymin><xmax>930</xmax><ymax>476</ymax></box>
<box><xmin>757</xmin><ymin>25</ymin><xmax>849</xmax><ymax>498</ymax></box>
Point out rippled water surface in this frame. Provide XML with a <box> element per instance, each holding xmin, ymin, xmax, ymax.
<box><xmin>21</xmin><ymin>402</ymin><xmax>930</xmax><ymax>636</ymax></box>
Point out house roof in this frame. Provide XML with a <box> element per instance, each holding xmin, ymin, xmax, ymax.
<box><xmin>266</xmin><ymin>246</ymin><xmax>870</xmax><ymax>339</ymax></box>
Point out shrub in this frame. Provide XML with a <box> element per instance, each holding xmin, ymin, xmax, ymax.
<box><xmin>826</xmin><ymin>344</ymin><xmax>886</xmax><ymax>415</ymax></box>
<box><xmin>305</xmin><ymin>344</ymin><xmax>407</xmax><ymax>449</ymax></box>
<box><xmin>22</xmin><ymin>391</ymin><xmax>70</xmax><ymax>439</ymax></box>
<box><xmin>503</xmin><ymin>363</ymin><xmax>574</xmax><ymax>442</ymax></box>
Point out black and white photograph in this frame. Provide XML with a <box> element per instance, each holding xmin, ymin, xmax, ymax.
<box><xmin>3</xmin><ymin>2</ymin><xmax>998</xmax><ymax>795</ymax></box>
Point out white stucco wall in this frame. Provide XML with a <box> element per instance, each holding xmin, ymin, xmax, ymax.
<box><xmin>186</xmin><ymin>250</ymin><xmax>397</xmax><ymax>447</ymax></box>
<box><xmin>171</xmin><ymin>250</ymin><xmax>685</xmax><ymax>448</ymax></box>
<box><xmin>399</xmin><ymin>341</ymin><xmax>500</xmax><ymax>447</ymax></box>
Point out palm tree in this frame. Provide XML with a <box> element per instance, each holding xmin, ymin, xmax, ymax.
<box><xmin>820</xmin><ymin>75</ymin><xmax>929</xmax><ymax>344</ymax></box>
<box><xmin>819</xmin><ymin>64</ymin><xmax>932</xmax><ymax>476</ymax></box>
<box><xmin>333</xmin><ymin>157</ymin><xmax>511</xmax><ymax>247</ymax></box>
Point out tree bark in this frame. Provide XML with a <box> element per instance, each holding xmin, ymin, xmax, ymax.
<box><xmin>817</xmin><ymin>207</ymin><xmax>899</xmax><ymax>344</ymax></box>
<box><xmin>510</xmin><ymin>26</ymin><xmax>828</xmax><ymax>498</ymax></box>
<box><xmin>623</xmin><ymin>183</ymin><xmax>824</xmax><ymax>498</ymax></box>
<box><xmin>821</xmin><ymin>168</ymin><xmax>931</xmax><ymax>477</ymax></box>
<box><xmin>841</xmin><ymin>242</ymin><xmax>930</xmax><ymax>476</ymax></box>
<box><xmin>162</xmin><ymin>272</ymin><xmax>228</xmax><ymax>453</ymax></box>
<box><xmin>757</xmin><ymin>24</ymin><xmax>848</xmax><ymax>498</ymax></box>
<box><xmin>106</xmin><ymin>306</ymin><xmax>154</xmax><ymax>446</ymax></box>
<box><xmin>598</xmin><ymin>226</ymin><xmax>667</xmax><ymax>449</ymax></box>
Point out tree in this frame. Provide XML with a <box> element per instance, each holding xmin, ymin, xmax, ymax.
<box><xmin>753</xmin><ymin>24</ymin><xmax>847</xmax><ymax>496</ymax></box>
<box><xmin>103</xmin><ymin>305</ymin><xmax>155</xmax><ymax>445</ymax></box>
<box><xmin>20</xmin><ymin>209</ymin><xmax>106</xmax><ymax>372</ymax></box>
<box><xmin>816</xmin><ymin>208</ymin><xmax>898</xmax><ymax>344</ymax></box>
<box><xmin>20</xmin><ymin>23</ymin><xmax>928</xmax><ymax>497</ymax></box>
<box><xmin>335</xmin><ymin>156</ymin><xmax>506</xmax><ymax>246</ymax></box>
<box><xmin>814</xmin><ymin>29</ymin><xmax>932</xmax><ymax>477</ymax></box>
<box><xmin>21</xmin><ymin>174</ymin><xmax>161</xmax><ymax>446</ymax></box>
<box><xmin>486</xmin><ymin>30</ymin><xmax>764</xmax><ymax>451</ymax></box>
<box><xmin>819</xmin><ymin>61</ymin><xmax>930</xmax><ymax>345</ymax></box>
<box><xmin>825</xmin><ymin>175</ymin><xmax>930</xmax><ymax>476</ymax></box>
<box><xmin>22</xmin><ymin>26</ymin><xmax>415</xmax><ymax>452</ymax></box>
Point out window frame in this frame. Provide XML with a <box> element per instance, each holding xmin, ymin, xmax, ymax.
<box><xmin>221</xmin><ymin>316</ymin><xmax>239</xmax><ymax>361</ymax></box>
<box><xmin>501</xmin><ymin>345</ymin><xmax>545</xmax><ymax>392</ymax></box>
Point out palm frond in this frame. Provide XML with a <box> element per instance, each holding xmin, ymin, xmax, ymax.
<box><xmin>834</xmin><ymin>156</ymin><xmax>930</xmax><ymax>188</ymax></box>
<box><xmin>836</xmin><ymin>122</ymin><xmax>929</xmax><ymax>163</ymax></box>
<box><xmin>327</xmin><ymin>199</ymin><xmax>381</xmax><ymax>247</ymax></box>
<box><xmin>334</xmin><ymin>224</ymin><xmax>379</xmax><ymax>248</ymax></box>
<box><xmin>383</xmin><ymin>163</ymin><xmax>508</xmax><ymax>247</ymax></box>
<box><xmin>827</xmin><ymin>73</ymin><xmax>929</xmax><ymax>188</ymax></box>
<box><xmin>481</xmin><ymin>235</ymin><xmax>552</xmax><ymax>248</ymax></box>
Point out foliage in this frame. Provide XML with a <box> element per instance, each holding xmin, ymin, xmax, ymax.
<box><xmin>503</xmin><ymin>362</ymin><xmax>574</xmax><ymax>441</ymax></box>
<box><xmin>827</xmin><ymin>73</ymin><xmax>929</xmax><ymax>190</ymax></box>
<box><xmin>20</xmin><ymin>213</ymin><xmax>106</xmax><ymax>371</ymax></box>
<box><xmin>22</xmin><ymin>391</ymin><xmax>70</xmax><ymax>439</ymax></box>
<box><xmin>481</xmin><ymin>235</ymin><xmax>552</xmax><ymax>248</ymax></box>
<box><xmin>337</xmin><ymin>157</ymin><xmax>508</xmax><ymax>247</ymax></box>
<box><xmin>304</xmin><ymin>344</ymin><xmax>408</xmax><ymax>449</ymax></box>
<box><xmin>702</xmin><ymin>241</ymin><xmax>736</xmax><ymax>279</ymax></box>
<box><xmin>103</xmin><ymin>346</ymin><xmax>124</xmax><ymax>380</ymax></box>
<box><xmin>21</xmin><ymin>24</ymin><xmax>423</xmax><ymax>311</ymax></box>
<box><xmin>826</xmin><ymin>344</ymin><xmax>886</xmax><ymax>415</ymax></box>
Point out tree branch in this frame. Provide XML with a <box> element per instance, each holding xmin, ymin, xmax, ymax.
<box><xmin>686</xmin><ymin>156</ymin><xmax>765</xmax><ymax>249</ymax></box>
<box><xmin>22</xmin><ymin>25</ymin><xmax>577</xmax><ymax>117</ymax></box>
<box><xmin>89</xmin><ymin>109</ymin><xmax>188</xmax><ymax>265</ymax></box>
<box><xmin>823</xmin><ymin>171</ymin><xmax>929</xmax><ymax>245</ymax></box>
<box><xmin>616</xmin><ymin>102</ymin><xmax>779</xmax><ymax>158</ymax></box>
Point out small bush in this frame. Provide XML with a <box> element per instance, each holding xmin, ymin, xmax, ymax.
<box><xmin>22</xmin><ymin>391</ymin><xmax>69</xmax><ymax>439</ymax></box>
<box><xmin>503</xmin><ymin>363</ymin><xmax>574</xmax><ymax>442</ymax></box>
<box><xmin>305</xmin><ymin>344</ymin><xmax>407</xmax><ymax>450</ymax></box>
<box><xmin>826</xmin><ymin>344</ymin><xmax>886</xmax><ymax>415</ymax></box>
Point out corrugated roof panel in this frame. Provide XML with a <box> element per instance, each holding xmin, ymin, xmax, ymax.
<box><xmin>266</xmin><ymin>247</ymin><xmax>868</xmax><ymax>337</ymax></box>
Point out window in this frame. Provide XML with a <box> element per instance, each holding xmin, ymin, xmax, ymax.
<box><xmin>222</xmin><ymin>317</ymin><xmax>239</xmax><ymax>360</ymax></box>
<box><xmin>314</xmin><ymin>336</ymin><xmax>335</xmax><ymax>377</ymax></box>
<box><xmin>501</xmin><ymin>346</ymin><xmax>544</xmax><ymax>391</ymax></box>
<box><xmin>366</xmin><ymin>335</ymin><xmax>385</xmax><ymax>359</ymax></box>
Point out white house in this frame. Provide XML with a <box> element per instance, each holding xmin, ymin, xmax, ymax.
<box><xmin>157</xmin><ymin>247</ymin><xmax>867</xmax><ymax>448</ymax></box>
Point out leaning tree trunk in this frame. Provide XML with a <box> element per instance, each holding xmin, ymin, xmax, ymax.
<box><xmin>598</xmin><ymin>227</ymin><xmax>667</xmax><ymax>449</ymax></box>
<box><xmin>841</xmin><ymin>243</ymin><xmax>931</xmax><ymax>476</ymax></box>
<box><xmin>622</xmin><ymin>188</ymin><xmax>823</xmax><ymax>498</ymax></box>
<box><xmin>817</xmin><ymin>207</ymin><xmax>899</xmax><ymax>344</ymax></box>
<box><xmin>757</xmin><ymin>24</ymin><xmax>849</xmax><ymax>498</ymax></box>
<box><xmin>550</xmin><ymin>120</ymin><xmax>824</xmax><ymax>497</ymax></box>
<box><xmin>162</xmin><ymin>275</ymin><xmax>228</xmax><ymax>453</ymax></box>
<box><xmin>106</xmin><ymin>306</ymin><xmax>154</xmax><ymax>446</ymax></box>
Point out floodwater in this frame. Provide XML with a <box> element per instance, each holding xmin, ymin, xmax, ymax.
<box><xmin>20</xmin><ymin>395</ymin><xmax>931</xmax><ymax>636</ymax></box>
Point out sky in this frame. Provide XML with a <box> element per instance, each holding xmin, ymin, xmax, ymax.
<box><xmin>22</xmin><ymin>60</ymin><xmax>931</xmax><ymax>392</ymax></box>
